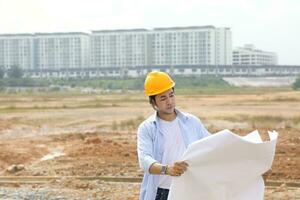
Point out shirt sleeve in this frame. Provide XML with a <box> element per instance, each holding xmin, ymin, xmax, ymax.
<box><xmin>192</xmin><ymin>115</ymin><xmax>211</xmax><ymax>138</ymax></box>
<box><xmin>199</xmin><ymin>120</ymin><xmax>211</xmax><ymax>138</ymax></box>
<box><xmin>137</xmin><ymin>123</ymin><xmax>158</xmax><ymax>173</ymax></box>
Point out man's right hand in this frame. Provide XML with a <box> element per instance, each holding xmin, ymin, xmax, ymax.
<box><xmin>166</xmin><ymin>161</ymin><xmax>189</xmax><ymax>177</ymax></box>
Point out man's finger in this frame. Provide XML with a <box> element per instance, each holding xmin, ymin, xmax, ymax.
<box><xmin>176</xmin><ymin>161</ymin><xmax>189</xmax><ymax>167</ymax></box>
<box><xmin>173</xmin><ymin>166</ymin><xmax>185</xmax><ymax>172</ymax></box>
<box><xmin>175</xmin><ymin>164</ymin><xmax>188</xmax><ymax>171</ymax></box>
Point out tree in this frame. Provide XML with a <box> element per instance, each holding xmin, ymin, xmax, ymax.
<box><xmin>292</xmin><ymin>76</ymin><xmax>300</xmax><ymax>90</ymax></box>
<box><xmin>8</xmin><ymin>65</ymin><xmax>23</xmax><ymax>79</ymax></box>
<box><xmin>0</xmin><ymin>67</ymin><xmax>4</xmax><ymax>79</ymax></box>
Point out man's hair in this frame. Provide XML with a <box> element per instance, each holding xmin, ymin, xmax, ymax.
<box><xmin>148</xmin><ymin>95</ymin><xmax>156</xmax><ymax>104</ymax></box>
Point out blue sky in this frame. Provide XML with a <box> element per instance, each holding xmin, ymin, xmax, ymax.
<box><xmin>0</xmin><ymin>0</ymin><xmax>299</xmax><ymax>64</ymax></box>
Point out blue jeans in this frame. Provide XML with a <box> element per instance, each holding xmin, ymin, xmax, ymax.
<box><xmin>155</xmin><ymin>188</ymin><xmax>169</xmax><ymax>200</ymax></box>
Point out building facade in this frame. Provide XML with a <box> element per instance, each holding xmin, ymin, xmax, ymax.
<box><xmin>0</xmin><ymin>32</ymin><xmax>90</xmax><ymax>70</ymax></box>
<box><xmin>91</xmin><ymin>26</ymin><xmax>232</xmax><ymax>68</ymax></box>
<box><xmin>233</xmin><ymin>44</ymin><xmax>278</xmax><ymax>66</ymax></box>
<box><xmin>34</xmin><ymin>32</ymin><xmax>90</xmax><ymax>69</ymax></box>
<box><xmin>1</xmin><ymin>26</ymin><xmax>233</xmax><ymax>70</ymax></box>
<box><xmin>0</xmin><ymin>34</ymin><xmax>34</xmax><ymax>69</ymax></box>
<box><xmin>91</xmin><ymin>29</ymin><xmax>148</xmax><ymax>68</ymax></box>
<box><xmin>149</xmin><ymin>26</ymin><xmax>232</xmax><ymax>66</ymax></box>
<box><xmin>215</xmin><ymin>27</ymin><xmax>232</xmax><ymax>65</ymax></box>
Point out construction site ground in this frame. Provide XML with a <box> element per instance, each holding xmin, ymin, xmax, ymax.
<box><xmin>0</xmin><ymin>90</ymin><xmax>299</xmax><ymax>199</ymax></box>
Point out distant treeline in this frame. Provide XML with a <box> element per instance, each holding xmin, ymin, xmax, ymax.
<box><xmin>56</xmin><ymin>76</ymin><xmax>233</xmax><ymax>91</ymax></box>
<box><xmin>0</xmin><ymin>76</ymin><xmax>233</xmax><ymax>91</ymax></box>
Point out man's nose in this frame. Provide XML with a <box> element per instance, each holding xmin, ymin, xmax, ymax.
<box><xmin>166</xmin><ymin>97</ymin><xmax>171</xmax><ymax>105</ymax></box>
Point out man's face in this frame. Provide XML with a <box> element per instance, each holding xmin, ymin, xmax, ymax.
<box><xmin>153</xmin><ymin>88</ymin><xmax>176</xmax><ymax>114</ymax></box>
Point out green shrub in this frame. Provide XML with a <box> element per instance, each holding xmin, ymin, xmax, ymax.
<box><xmin>292</xmin><ymin>76</ymin><xmax>300</xmax><ymax>90</ymax></box>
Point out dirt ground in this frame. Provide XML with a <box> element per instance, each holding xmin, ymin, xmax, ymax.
<box><xmin>0</xmin><ymin>90</ymin><xmax>299</xmax><ymax>199</ymax></box>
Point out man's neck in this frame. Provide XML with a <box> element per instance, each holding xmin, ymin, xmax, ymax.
<box><xmin>157</xmin><ymin>111</ymin><xmax>177</xmax><ymax>121</ymax></box>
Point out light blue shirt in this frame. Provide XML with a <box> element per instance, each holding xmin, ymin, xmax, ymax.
<box><xmin>137</xmin><ymin>109</ymin><xmax>211</xmax><ymax>200</ymax></box>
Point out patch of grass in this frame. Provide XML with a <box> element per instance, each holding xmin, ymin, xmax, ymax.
<box><xmin>290</xmin><ymin>116</ymin><xmax>300</xmax><ymax>124</ymax></box>
<box><xmin>0</xmin><ymin>103</ymin><xmax>117</xmax><ymax>112</ymax></box>
<box><xmin>83</xmin><ymin>96</ymin><xmax>146</xmax><ymax>107</ymax></box>
<box><xmin>8</xmin><ymin>105</ymin><xmax>17</xmax><ymax>110</ymax></box>
<box><xmin>215</xmin><ymin>114</ymin><xmax>300</xmax><ymax>128</ymax></box>
<box><xmin>111</xmin><ymin>115</ymin><xmax>145</xmax><ymax>131</ymax></box>
<box><xmin>266</xmin><ymin>96</ymin><xmax>300</xmax><ymax>102</ymax></box>
<box><xmin>176</xmin><ymin>86</ymin><xmax>292</xmax><ymax>95</ymax></box>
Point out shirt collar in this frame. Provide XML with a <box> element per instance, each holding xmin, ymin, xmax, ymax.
<box><xmin>148</xmin><ymin>108</ymin><xmax>188</xmax><ymax>124</ymax></box>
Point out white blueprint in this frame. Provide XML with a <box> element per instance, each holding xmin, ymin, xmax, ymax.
<box><xmin>168</xmin><ymin>129</ymin><xmax>278</xmax><ymax>200</ymax></box>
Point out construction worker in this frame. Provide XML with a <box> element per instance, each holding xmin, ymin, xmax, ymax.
<box><xmin>137</xmin><ymin>71</ymin><xmax>211</xmax><ymax>200</ymax></box>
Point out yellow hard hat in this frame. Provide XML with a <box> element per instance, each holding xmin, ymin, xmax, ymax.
<box><xmin>144</xmin><ymin>71</ymin><xmax>175</xmax><ymax>96</ymax></box>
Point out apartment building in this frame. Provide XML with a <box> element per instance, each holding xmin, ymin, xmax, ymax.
<box><xmin>0</xmin><ymin>34</ymin><xmax>34</xmax><ymax>69</ymax></box>
<box><xmin>1</xmin><ymin>26</ymin><xmax>233</xmax><ymax>70</ymax></box>
<box><xmin>91</xmin><ymin>29</ymin><xmax>148</xmax><ymax>68</ymax></box>
<box><xmin>233</xmin><ymin>44</ymin><xmax>278</xmax><ymax>66</ymax></box>
<box><xmin>91</xmin><ymin>26</ymin><xmax>232</xmax><ymax>68</ymax></box>
<box><xmin>34</xmin><ymin>32</ymin><xmax>90</xmax><ymax>69</ymax></box>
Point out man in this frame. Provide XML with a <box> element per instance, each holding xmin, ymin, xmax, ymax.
<box><xmin>137</xmin><ymin>71</ymin><xmax>210</xmax><ymax>200</ymax></box>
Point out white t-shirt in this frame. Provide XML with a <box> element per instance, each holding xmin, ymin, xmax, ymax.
<box><xmin>158</xmin><ymin>117</ymin><xmax>186</xmax><ymax>189</ymax></box>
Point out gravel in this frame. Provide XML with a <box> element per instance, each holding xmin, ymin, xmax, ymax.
<box><xmin>0</xmin><ymin>187</ymin><xmax>75</xmax><ymax>200</ymax></box>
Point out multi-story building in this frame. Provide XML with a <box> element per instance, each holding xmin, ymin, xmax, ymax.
<box><xmin>34</xmin><ymin>32</ymin><xmax>90</xmax><ymax>69</ymax></box>
<box><xmin>233</xmin><ymin>44</ymin><xmax>278</xmax><ymax>66</ymax></box>
<box><xmin>91</xmin><ymin>29</ymin><xmax>148</xmax><ymax>68</ymax></box>
<box><xmin>0</xmin><ymin>32</ymin><xmax>90</xmax><ymax>70</ymax></box>
<box><xmin>215</xmin><ymin>27</ymin><xmax>232</xmax><ymax>65</ymax></box>
<box><xmin>91</xmin><ymin>26</ymin><xmax>232</xmax><ymax>68</ymax></box>
<box><xmin>149</xmin><ymin>26</ymin><xmax>232</xmax><ymax>66</ymax></box>
<box><xmin>1</xmin><ymin>26</ymin><xmax>233</xmax><ymax>70</ymax></box>
<box><xmin>0</xmin><ymin>34</ymin><xmax>34</xmax><ymax>69</ymax></box>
